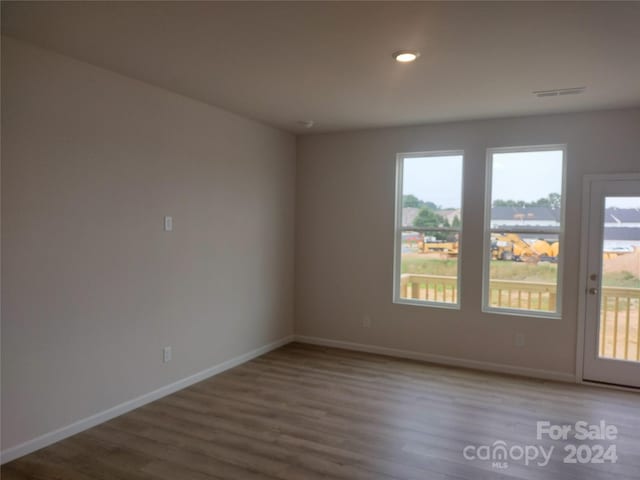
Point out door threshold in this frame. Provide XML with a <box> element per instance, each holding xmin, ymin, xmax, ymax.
<box><xmin>581</xmin><ymin>378</ymin><xmax>640</xmax><ymax>393</ymax></box>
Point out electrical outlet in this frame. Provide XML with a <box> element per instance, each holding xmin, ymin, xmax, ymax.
<box><xmin>362</xmin><ymin>315</ymin><xmax>372</xmax><ymax>328</ymax></box>
<box><xmin>163</xmin><ymin>346</ymin><xmax>172</xmax><ymax>363</ymax></box>
<box><xmin>515</xmin><ymin>333</ymin><xmax>525</xmax><ymax>347</ymax></box>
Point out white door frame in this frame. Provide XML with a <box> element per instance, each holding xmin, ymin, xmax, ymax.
<box><xmin>576</xmin><ymin>173</ymin><xmax>640</xmax><ymax>386</ymax></box>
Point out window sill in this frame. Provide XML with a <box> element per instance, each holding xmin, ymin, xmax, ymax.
<box><xmin>482</xmin><ymin>306</ymin><xmax>562</xmax><ymax>320</ymax></box>
<box><xmin>394</xmin><ymin>298</ymin><xmax>461</xmax><ymax>310</ymax></box>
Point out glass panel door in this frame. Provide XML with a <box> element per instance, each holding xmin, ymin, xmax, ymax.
<box><xmin>583</xmin><ymin>179</ymin><xmax>640</xmax><ymax>388</ymax></box>
<box><xmin>598</xmin><ymin>196</ymin><xmax>640</xmax><ymax>362</ymax></box>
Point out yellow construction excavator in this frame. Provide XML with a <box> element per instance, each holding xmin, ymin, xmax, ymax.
<box><xmin>419</xmin><ymin>235</ymin><xmax>459</xmax><ymax>257</ymax></box>
<box><xmin>491</xmin><ymin>233</ymin><xmax>559</xmax><ymax>263</ymax></box>
<box><xmin>491</xmin><ymin>236</ymin><xmax>514</xmax><ymax>261</ymax></box>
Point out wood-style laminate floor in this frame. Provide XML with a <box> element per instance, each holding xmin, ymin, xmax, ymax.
<box><xmin>2</xmin><ymin>342</ymin><xmax>639</xmax><ymax>479</ymax></box>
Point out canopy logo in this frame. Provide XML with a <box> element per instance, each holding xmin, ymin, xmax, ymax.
<box><xmin>462</xmin><ymin>420</ymin><xmax>618</xmax><ymax>469</ymax></box>
<box><xmin>463</xmin><ymin>441</ymin><xmax>553</xmax><ymax>469</ymax></box>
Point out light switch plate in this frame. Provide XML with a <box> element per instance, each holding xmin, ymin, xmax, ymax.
<box><xmin>164</xmin><ymin>216</ymin><xmax>173</xmax><ymax>231</ymax></box>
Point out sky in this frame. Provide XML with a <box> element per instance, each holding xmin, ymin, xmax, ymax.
<box><xmin>605</xmin><ymin>196</ymin><xmax>640</xmax><ymax>208</ymax></box>
<box><xmin>491</xmin><ymin>150</ymin><xmax>562</xmax><ymax>203</ymax></box>
<box><xmin>403</xmin><ymin>151</ymin><xmax>562</xmax><ymax>209</ymax></box>
<box><xmin>403</xmin><ymin>151</ymin><xmax>640</xmax><ymax>210</ymax></box>
<box><xmin>403</xmin><ymin>155</ymin><xmax>463</xmax><ymax>209</ymax></box>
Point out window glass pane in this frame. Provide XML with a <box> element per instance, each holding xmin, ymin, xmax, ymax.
<box><xmin>599</xmin><ymin>196</ymin><xmax>640</xmax><ymax>360</ymax></box>
<box><xmin>490</xmin><ymin>150</ymin><xmax>562</xmax><ymax>230</ymax></box>
<box><xmin>485</xmin><ymin>148</ymin><xmax>564</xmax><ymax>316</ymax></box>
<box><xmin>400</xmin><ymin>231</ymin><xmax>460</xmax><ymax>304</ymax></box>
<box><xmin>401</xmin><ymin>155</ymin><xmax>463</xmax><ymax>228</ymax></box>
<box><xmin>396</xmin><ymin>153</ymin><xmax>463</xmax><ymax>307</ymax></box>
<box><xmin>488</xmin><ymin>232</ymin><xmax>559</xmax><ymax>312</ymax></box>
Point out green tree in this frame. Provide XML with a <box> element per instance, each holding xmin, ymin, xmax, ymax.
<box><xmin>403</xmin><ymin>194</ymin><xmax>423</xmax><ymax>208</ymax></box>
<box><xmin>530</xmin><ymin>193</ymin><xmax>560</xmax><ymax>208</ymax></box>
<box><xmin>414</xmin><ymin>207</ymin><xmax>450</xmax><ymax>240</ymax></box>
<box><xmin>493</xmin><ymin>199</ymin><xmax>526</xmax><ymax>207</ymax></box>
<box><xmin>531</xmin><ymin>197</ymin><xmax>551</xmax><ymax>207</ymax></box>
<box><xmin>546</xmin><ymin>193</ymin><xmax>561</xmax><ymax>209</ymax></box>
<box><xmin>414</xmin><ymin>208</ymin><xmax>448</xmax><ymax>228</ymax></box>
<box><xmin>451</xmin><ymin>215</ymin><xmax>461</xmax><ymax>228</ymax></box>
<box><xmin>403</xmin><ymin>195</ymin><xmax>441</xmax><ymax>211</ymax></box>
<box><xmin>423</xmin><ymin>201</ymin><xmax>440</xmax><ymax>211</ymax></box>
<box><xmin>493</xmin><ymin>193</ymin><xmax>560</xmax><ymax>209</ymax></box>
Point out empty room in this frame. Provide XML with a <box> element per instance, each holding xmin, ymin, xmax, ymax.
<box><xmin>2</xmin><ymin>1</ymin><xmax>640</xmax><ymax>479</ymax></box>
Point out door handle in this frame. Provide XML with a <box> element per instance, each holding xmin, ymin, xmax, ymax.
<box><xmin>588</xmin><ymin>288</ymin><xmax>598</xmax><ymax>295</ymax></box>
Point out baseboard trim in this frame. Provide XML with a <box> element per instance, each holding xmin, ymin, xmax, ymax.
<box><xmin>294</xmin><ymin>335</ymin><xmax>575</xmax><ymax>383</ymax></box>
<box><xmin>0</xmin><ymin>335</ymin><xmax>295</xmax><ymax>465</ymax></box>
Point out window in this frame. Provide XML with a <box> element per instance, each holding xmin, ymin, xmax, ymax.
<box><xmin>483</xmin><ymin>146</ymin><xmax>566</xmax><ymax>317</ymax></box>
<box><xmin>394</xmin><ymin>151</ymin><xmax>464</xmax><ymax>308</ymax></box>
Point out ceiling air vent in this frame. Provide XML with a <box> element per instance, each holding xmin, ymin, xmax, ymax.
<box><xmin>533</xmin><ymin>87</ymin><xmax>586</xmax><ymax>98</ymax></box>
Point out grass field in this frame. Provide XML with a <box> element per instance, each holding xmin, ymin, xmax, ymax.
<box><xmin>401</xmin><ymin>255</ymin><xmax>459</xmax><ymax>276</ymax></box>
<box><xmin>602</xmin><ymin>271</ymin><xmax>640</xmax><ymax>288</ymax></box>
<box><xmin>401</xmin><ymin>253</ymin><xmax>640</xmax><ymax>287</ymax></box>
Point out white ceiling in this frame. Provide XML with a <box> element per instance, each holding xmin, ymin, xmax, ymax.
<box><xmin>2</xmin><ymin>1</ymin><xmax>640</xmax><ymax>134</ymax></box>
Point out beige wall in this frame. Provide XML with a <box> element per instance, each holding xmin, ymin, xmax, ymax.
<box><xmin>1</xmin><ymin>36</ymin><xmax>295</xmax><ymax>450</ymax></box>
<box><xmin>295</xmin><ymin>108</ymin><xmax>640</xmax><ymax>376</ymax></box>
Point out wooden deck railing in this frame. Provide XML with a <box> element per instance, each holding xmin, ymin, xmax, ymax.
<box><xmin>400</xmin><ymin>274</ymin><xmax>459</xmax><ymax>303</ymax></box>
<box><xmin>399</xmin><ymin>274</ymin><xmax>640</xmax><ymax>361</ymax></box>
<box><xmin>599</xmin><ymin>287</ymin><xmax>640</xmax><ymax>361</ymax></box>
<box><xmin>488</xmin><ymin>279</ymin><xmax>557</xmax><ymax>312</ymax></box>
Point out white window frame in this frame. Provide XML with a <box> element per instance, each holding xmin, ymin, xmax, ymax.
<box><xmin>482</xmin><ymin>144</ymin><xmax>567</xmax><ymax>319</ymax></box>
<box><xmin>393</xmin><ymin>150</ymin><xmax>464</xmax><ymax>309</ymax></box>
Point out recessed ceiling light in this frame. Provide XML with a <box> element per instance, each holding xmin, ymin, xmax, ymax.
<box><xmin>393</xmin><ymin>50</ymin><xmax>420</xmax><ymax>63</ymax></box>
<box><xmin>297</xmin><ymin>120</ymin><xmax>314</xmax><ymax>129</ymax></box>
